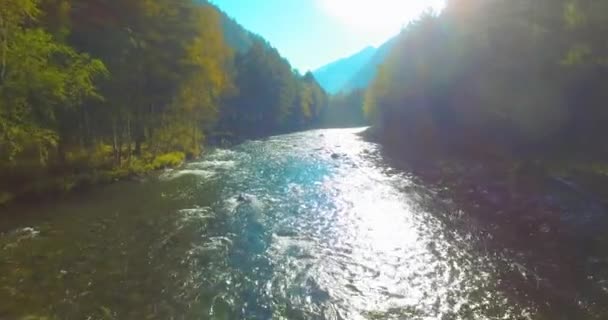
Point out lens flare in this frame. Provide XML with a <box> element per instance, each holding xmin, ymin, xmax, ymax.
<box><xmin>318</xmin><ymin>0</ymin><xmax>445</xmax><ymax>44</ymax></box>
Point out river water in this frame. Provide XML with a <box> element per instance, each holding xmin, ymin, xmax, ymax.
<box><xmin>0</xmin><ymin>128</ymin><xmax>606</xmax><ymax>319</ymax></box>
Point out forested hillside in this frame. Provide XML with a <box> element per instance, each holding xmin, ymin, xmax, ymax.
<box><xmin>365</xmin><ymin>0</ymin><xmax>608</xmax><ymax>166</ymax></box>
<box><xmin>319</xmin><ymin>89</ymin><xmax>366</xmax><ymax>128</ymax></box>
<box><xmin>0</xmin><ymin>0</ymin><xmax>327</xmax><ymax>203</ymax></box>
<box><xmin>313</xmin><ymin>46</ymin><xmax>376</xmax><ymax>94</ymax></box>
<box><xmin>313</xmin><ymin>37</ymin><xmax>395</xmax><ymax>95</ymax></box>
<box><xmin>341</xmin><ymin>37</ymin><xmax>395</xmax><ymax>93</ymax></box>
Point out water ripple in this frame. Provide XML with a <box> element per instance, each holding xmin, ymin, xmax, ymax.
<box><xmin>0</xmin><ymin>128</ymin><xmax>545</xmax><ymax>319</ymax></box>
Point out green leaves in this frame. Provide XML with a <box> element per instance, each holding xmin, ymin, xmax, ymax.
<box><xmin>0</xmin><ymin>0</ymin><xmax>326</xmax><ymax>185</ymax></box>
<box><xmin>564</xmin><ymin>2</ymin><xmax>585</xmax><ymax>28</ymax></box>
<box><xmin>0</xmin><ymin>0</ymin><xmax>41</xmax><ymax>28</ymax></box>
<box><xmin>219</xmin><ymin>37</ymin><xmax>327</xmax><ymax>138</ymax></box>
<box><xmin>365</xmin><ymin>0</ymin><xmax>608</xmax><ymax>155</ymax></box>
<box><xmin>0</xmin><ymin>0</ymin><xmax>106</xmax><ymax>165</ymax></box>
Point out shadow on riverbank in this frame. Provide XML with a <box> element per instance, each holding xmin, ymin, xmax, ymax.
<box><xmin>0</xmin><ymin>152</ymin><xmax>186</xmax><ymax>209</ymax></box>
<box><xmin>360</xmin><ymin>127</ymin><xmax>608</xmax><ymax>319</ymax></box>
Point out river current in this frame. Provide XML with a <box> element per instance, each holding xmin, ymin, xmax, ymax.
<box><xmin>1</xmin><ymin>128</ymin><xmax>604</xmax><ymax>319</ymax></box>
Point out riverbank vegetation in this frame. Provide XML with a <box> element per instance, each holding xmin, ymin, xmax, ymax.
<box><xmin>361</xmin><ymin>4</ymin><xmax>608</xmax><ymax>313</ymax></box>
<box><xmin>319</xmin><ymin>89</ymin><xmax>366</xmax><ymax>128</ymax></box>
<box><xmin>365</xmin><ymin>0</ymin><xmax>608</xmax><ymax>181</ymax></box>
<box><xmin>0</xmin><ymin>0</ymin><xmax>328</xmax><ymax>204</ymax></box>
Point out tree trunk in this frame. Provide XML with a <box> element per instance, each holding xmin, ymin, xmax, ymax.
<box><xmin>134</xmin><ymin>115</ymin><xmax>144</xmax><ymax>157</ymax></box>
<box><xmin>117</xmin><ymin>135</ymin><xmax>123</xmax><ymax>167</ymax></box>
<box><xmin>0</xmin><ymin>15</ymin><xmax>8</xmax><ymax>82</ymax></box>
<box><xmin>192</xmin><ymin>121</ymin><xmax>198</xmax><ymax>158</ymax></box>
<box><xmin>82</xmin><ymin>105</ymin><xmax>91</xmax><ymax>149</ymax></box>
<box><xmin>126</xmin><ymin>113</ymin><xmax>132</xmax><ymax>162</ymax></box>
<box><xmin>135</xmin><ymin>138</ymin><xmax>142</xmax><ymax>156</ymax></box>
<box><xmin>57</xmin><ymin>140</ymin><xmax>67</xmax><ymax>167</ymax></box>
<box><xmin>112</xmin><ymin>119</ymin><xmax>119</xmax><ymax>166</ymax></box>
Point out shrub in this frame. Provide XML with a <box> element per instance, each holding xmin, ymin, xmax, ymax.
<box><xmin>151</xmin><ymin>152</ymin><xmax>185</xmax><ymax>170</ymax></box>
<box><xmin>0</xmin><ymin>192</ymin><xmax>14</xmax><ymax>206</ymax></box>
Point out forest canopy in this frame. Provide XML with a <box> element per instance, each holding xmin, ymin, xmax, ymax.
<box><xmin>365</xmin><ymin>0</ymin><xmax>608</xmax><ymax>160</ymax></box>
<box><xmin>0</xmin><ymin>0</ymin><xmax>327</xmax><ymax>199</ymax></box>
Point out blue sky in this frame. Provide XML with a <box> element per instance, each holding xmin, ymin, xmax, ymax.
<box><xmin>209</xmin><ymin>0</ymin><xmax>444</xmax><ymax>72</ymax></box>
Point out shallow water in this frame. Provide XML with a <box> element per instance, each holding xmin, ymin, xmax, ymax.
<box><xmin>0</xmin><ymin>128</ymin><xmax>605</xmax><ymax>319</ymax></box>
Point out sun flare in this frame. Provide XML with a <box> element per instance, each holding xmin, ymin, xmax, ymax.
<box><xmin>318</xmin><ymin>0</ymin><xmax>445</xmax><ymax>44</ymax></box>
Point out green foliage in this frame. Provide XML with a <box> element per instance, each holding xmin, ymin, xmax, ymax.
<box><xmin>0</xmin><ymin>0</ymin><xmax>329</xmax><ymax>203</ymax></box>
<box><xmin>0</xmin><ymin>0</ymin><xmax>207</xmax><ymax>200</ymax></box>
<box><xmin>152</xmin><ymin>152</ymin><xmax>185</xmax><ymax>170</ymax></box>
<box><xmin>0</xmin><ymin>1</ymin><xmax>106</xmax><ymax>164</ymax></box>
<box><xmin>0</xmin><ymin>192</ymin><xmax>14</xmax><ymax>206</ymax></box>
<box><xmin>151</xmin><ymin>119</ymin><xmax>204</xmax><ymax>157</ymax></box>
<box><xmin>20</xmin><ymin>316</ymin><xmax>53</xmax><ymax>320</ymax></box>
<box><xmin>321</xmin><ymin>89</ymin><xmax>366</xmax><ymax>128</ymax></box>
<box><xmin>218</xmin><ymin>45</ymin><xmax>327</xmax><ymax>138</ymax></box>
<box><xmin>366</xmin><ymin>0</ymin><xmax>608</xmax><ymax>158</ymax></box>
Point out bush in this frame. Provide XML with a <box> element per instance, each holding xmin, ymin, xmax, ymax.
<box><xmin>151</xmin><ymin>152</ymin><xmax>185</xmax><ymax>170</ymax></box>
<box><xmin>127</xmin><ymin>158</ymin><xmax>153</xmax><ymax>176</ymax></box>
<box><xmin>0</xmin><ymin>192</ymin><xmax>14</xmax><ymax>206</ymax></box>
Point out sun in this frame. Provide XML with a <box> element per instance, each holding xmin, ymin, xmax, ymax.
<box><xmin>318</xmin><ymin>0</ymin><xmax>445</xmax><ymax>45</ymax></box>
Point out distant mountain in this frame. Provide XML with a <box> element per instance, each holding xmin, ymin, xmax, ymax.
<box><xmin>341</xmin><ymin>37</ymin><xmax>397</xmax><ymax>93</ymax></box>
<box><xmin>313</xmin><ymin>46</ymin><xmax>377</xmax><ymax>94</ymax></box>
<box><xmin>313</xmin><ymin>37</ymin><xmax>397</xmax><ymax>94</ymax></box>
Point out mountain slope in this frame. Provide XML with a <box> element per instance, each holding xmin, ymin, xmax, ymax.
<box><xmin>342</xmin><ymin>37</ymin><xmax>396</xmax><ymax>93</ymax></box>
<box><xmin>313</xmin><ymin>46</ymin><xmax>377</xmax><ymax>94</ymax></box>
<box><xmin>198</xmin><ymin>0</ymin><xmax>260</xmax><ymax>53</ymax></box>
<box><xmin>313</xmin><ymin>37</ymin><xmax>396</xmax><ymax>94</ymax></box>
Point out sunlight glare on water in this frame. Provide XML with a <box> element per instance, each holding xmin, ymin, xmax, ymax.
<box><xmin>0</xmin><ymin>128</ymin><xmax>534</xmax><ymax>320</ymax></box>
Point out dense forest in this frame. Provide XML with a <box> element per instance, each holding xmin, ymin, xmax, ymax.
<box><xmin>0</xmin><ymin>0</ymin><xmax>327</xmax><ymax>203</ymax></box>
<box><xmin>319</xmin><ymin>89</ymin><xmax>366</xmax><ymax>128</ymax></box>
<box><xmin>7</xmin><ymin>0</ymin><xmax>608</xmax><ymax>204</ymax></box>
<box><xmin>365</xmin><ymin>0</ymin><xmax>608</xmax><ymax>168</ymax></box>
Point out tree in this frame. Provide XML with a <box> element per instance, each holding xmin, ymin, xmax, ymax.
<box><xmin>0</xmin><ymin>0</ymin><xmax>106</xmax><ymax>165</ymax></box>
<box><xmin>218</xmin><ymin>39</ymin><xmax>308</xmax><ymax>138</ymax></box>
<box><xmin>365</xmin><ymin>0</ymin><xmax>608</xmax><ymax>157</ymax></box>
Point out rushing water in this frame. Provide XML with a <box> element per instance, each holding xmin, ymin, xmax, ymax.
<box><xmin>0</xmin><ymin>128</ymin><xmax>605</xmax><ymax>319</ymax></box>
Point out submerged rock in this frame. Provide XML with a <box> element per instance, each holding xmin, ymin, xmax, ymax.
<box><xmin>274</xmin><ymin>229</ymin><xmax>298</xmax><ymax>237</ymax></box>
<box><xmin>331</xmin><ymin>153</ymin><xmax>340</xmax><ymax>159</ymax></box>
<box><xmin>236</xmin><ymin>194</ymin><xmax>251</xmax><ymax>203</ymax></box>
